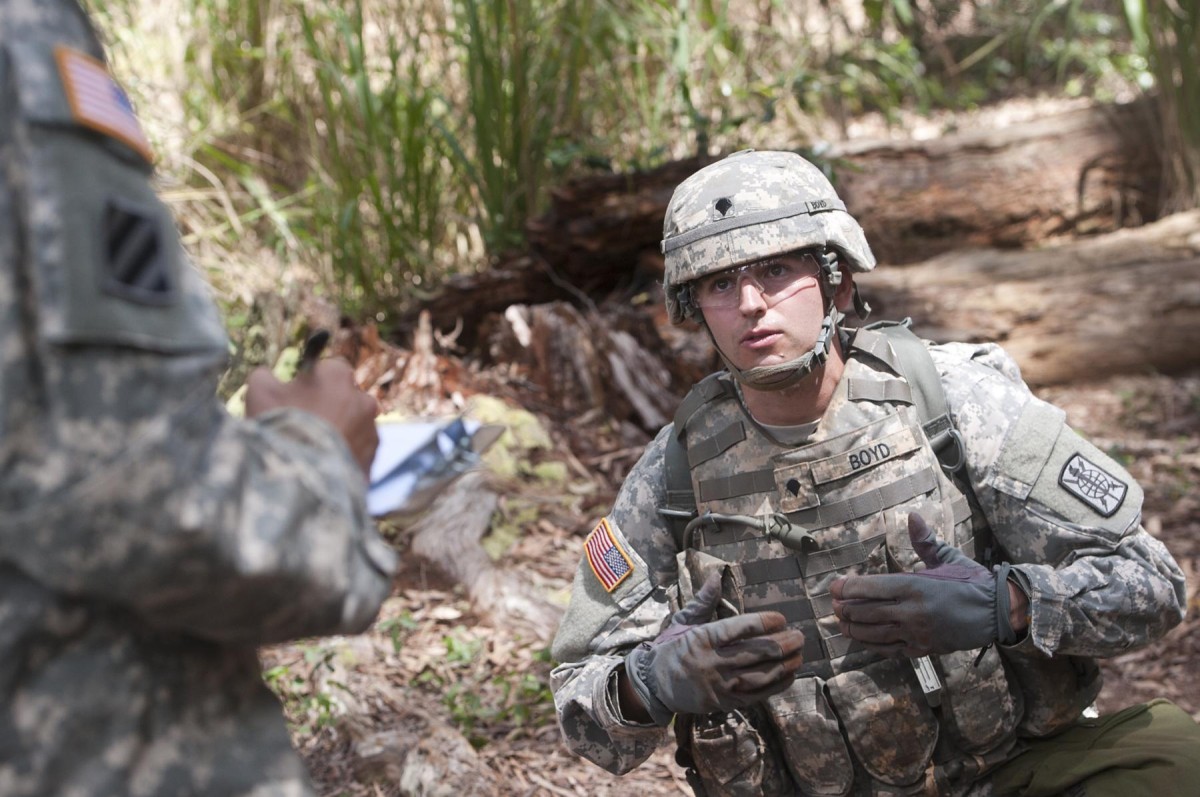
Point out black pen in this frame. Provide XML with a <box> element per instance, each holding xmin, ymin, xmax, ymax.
<box><xmin>297</xmin><ymin>329</ymin><xmax>331</xmax><ymax>374</ymax></box>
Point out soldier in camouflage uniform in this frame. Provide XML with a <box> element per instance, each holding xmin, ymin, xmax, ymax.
<box><xmin>0</xmin><ymin>2</ymin><xmax>396</xmax><ymax>795</ymax></box>
<box><xmin>551</xmin><ymin>150</ymin><xmax>1200</xmax><ymax>795</ymax></box>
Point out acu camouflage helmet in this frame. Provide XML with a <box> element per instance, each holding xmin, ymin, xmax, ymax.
<box><xmin>661</xmin><ymin>150</ymin><xmax>876</xmax><ymax>324</ymax></box>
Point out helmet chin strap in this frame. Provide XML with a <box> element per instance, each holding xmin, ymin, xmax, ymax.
<box><xmin>704</xmin><ymin>250</ymin><xmax>844</xmax><ymax>392</ymax></box>
<box><xmin>708</xmin><ymin>302</ymin><xmax>839</xmax><ymax>391</ymax></box>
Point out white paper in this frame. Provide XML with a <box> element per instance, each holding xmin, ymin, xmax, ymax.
<box><xmin>366</xmin><ymin>417</ymin><xmax>484</xmax><ymax>518</ymax></box>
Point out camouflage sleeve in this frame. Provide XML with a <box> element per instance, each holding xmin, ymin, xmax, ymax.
<box><xmin>0</xmin><ymin>348</ymin><xmax>397</xmax><ymax>646</ymax></box>
<box><xmin>0</xmin><ymin>17</ymin><xmax>395</xmax><ymax>645</ymax></box>
<box><xmin>933</xmin><ymin>344</ymin><xmax>1186</xmax><ymax>658</ymax></box>
<box><xmin>549</xmin><ymin>426</ymin><xmax>682</xmax><ymax>774</ymax></box>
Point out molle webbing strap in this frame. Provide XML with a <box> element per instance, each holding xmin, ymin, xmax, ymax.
<box><xmin>733</xmin><ymin>591</ymin><xmax>826</xmax><ymax>660</ymax></box>
<box><xmin>740</xmin><ymin>555</ymin><xmax>803</xmax><ymax>584</ymax></box>
<box><xmin>783</xmin><ymin>468</ymin><xmax>939</xmax><ymax>533</ymax></box>
<box><xmin>850</xmin><ymin>326</ymin><xmax>903</xmax><ymax>373</ymax></box>
<box><xmin>795</xmin><ymin>532</ymin><xmax>889</xmax><ymax>578</ymax></box>
<box><xmin>846</xmin><ymin>377</ymin><xmax>913</xmax><ymax>405</ymax></box>
<box><xmin>698</xmin><ymin>468</ymin><xmax>776</xmax><ymax>502</ymax></box>
<box><xmin>672</xmin><ymin>373</ymin><xmax>735</xmax><ymax>439</ymax></box>
<box><xmin>750</xmin><ymin>598</ymin><xmax>815</xmax><ymax>624</ymax></box>
<box><xmin>862</xmin><ymin>321</ymin><xmax>962</xmax><ymax>469</ymax></box>
<box><xmin>738</xmin><ymin>558</ymin><xmax>839</xmax><ymax>617</ymax></box>
<box><xmin>799</xmin><ymin>626</ymin><xmax>826</xmax><ymax>663</ymax></box>
<box><xmin>662</xmin><ymin>433</ymin><xmax>696</xmax><ymax>550</ymax></box>
<box><xmin>744</xmin><ymin>618</ymin><xmax>826</xmax><ymax>663</ymax></box>
<box><xmin>664</xmin><ymin>438</ymin><xmax>695</xmax><ymax>510</ymax></box>
<box><xmin>688</xmin><ymin>422</ymin><xmax>746</xmax><ymax>468</ymax></box>
<box><xmin>663</xmin><ymin>374</ymin><xmax>737</xmax><ymax>549</ymax></box>
<box><xmin>950</xmin><ymin>491</ymin><xmax>973</xmax><ymax>525</ymax></box>
<box><xmin>824</xmin><ymin>633</ymin><xmax>856</xmax><ymax>660</ymax></box>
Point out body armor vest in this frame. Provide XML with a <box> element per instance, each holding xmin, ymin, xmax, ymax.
<box><xmin>670</xmin><ymin>336</ymin><xmax>1027</xmax><ymax>796</ymax></box>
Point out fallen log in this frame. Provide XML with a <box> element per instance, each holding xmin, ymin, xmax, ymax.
<box><xmin>858</xmin><ymin>210</ymin><xmax>1200</xmax><ymax>386</ymax></box>
<box><xmin>401</xmin><ymin>99</ymin><xmax>1162</xmax><ymax>344</ymax></box>
<box><xmin>830</xmin><ymin>98</ymin><xmax>1162</xmax><ymax>264</ymax></box>
<box><xmin>406</xmin><ymin>470</ymin><xmax>562</xmax><ymax>640</ymax></box>
<box><xmin>340</xmin><ymin>700</ymin><xmax>500</xmax><ymax>797</ymax></box>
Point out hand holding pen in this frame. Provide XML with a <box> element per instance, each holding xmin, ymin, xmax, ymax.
<box><xmin>245</xmin><ymin>328</ymin><xmax>380</xmax><ymax>477</ymax></box>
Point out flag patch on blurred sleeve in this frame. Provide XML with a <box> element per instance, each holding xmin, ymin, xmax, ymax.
<box><xmin>585</xmin><ymin>518</ymin><xmax>632</xmax><ymax>593</ymax></box>
<box><xmin>55</xmin><ymin>46</ymin><xmax>154</xmax><ymax>163</ymax></box>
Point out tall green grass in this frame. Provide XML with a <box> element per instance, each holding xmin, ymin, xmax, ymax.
<box><xmin>1125</xmin><ymin>0</ymin><xmax>1200</xmax><ymax>212</ymax></box>
<box><xmin>89</xmin><ymin>0</ymin><xmax>1184</xmax><ymax>321</ymax></box>
<box><xmin>297</xmin><ymin>1</ymin><xmax>453</xmax><ymax>317</ymax></box>
<box><xmin>438</xmin><ymin>0</ymin><xmax>591</xmax><ymax>254</ymax></box>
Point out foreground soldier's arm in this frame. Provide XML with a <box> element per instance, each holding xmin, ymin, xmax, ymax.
<box><xmin>935</xmin><ymin>343</ymin><xmax>1186</xmax><ymax>656</ymax></box>
<box><xmin>550</xmin><ymin>429</ymin><xmax>683</xmax><ymax>774</ymax></box>
<box><xmin>0</xmin><ymin>16</ymin><xmax>396</xmax><ymax>646</ymax></box>
<box><xmin>0</xmin><ymin>339</ymin><xmax>397</xmax><ymax>645</ymax></box>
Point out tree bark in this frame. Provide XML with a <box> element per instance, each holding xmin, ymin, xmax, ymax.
<box><xmin>830</xmin><ymin>98</ymin><xmax>1162</xmax><ymax>264</ymax></box>
<box><xmin>858</xmin><ymin>210</ymin><xmax>1200</xmax><ymax>386</ymax></box>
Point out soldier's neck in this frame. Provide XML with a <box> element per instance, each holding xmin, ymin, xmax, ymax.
<box><xmin>739</xmin><ymin>343</ymin><xmax>845</xmax><ymax>427</ymax></box>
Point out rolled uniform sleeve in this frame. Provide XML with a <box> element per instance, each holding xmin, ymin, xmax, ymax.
<box><xmin>933</xmin><ymin>343</ymin><xmax>1186</xmax><ymax>658</ymax></box>
<box><xmin>550</xmin><ymin>427</ymin><xmax>682</xmax><ymax>774</ymax></box>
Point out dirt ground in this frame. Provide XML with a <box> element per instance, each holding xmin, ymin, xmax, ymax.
<box><xmin>263</xmin><ymin>367</ymin><xmax>1200</xmax><ymax>796</ymax></box>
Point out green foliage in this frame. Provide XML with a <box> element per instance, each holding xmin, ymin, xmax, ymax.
<box><xmin>440</xmin><ymin>0</ymin><xmax>593</xmax><ymax>253</ymax></box>
<box><xmin>90</xmin><ymin>0</ymin><xmax>1190</xmax><ymax>320</ymax></box>
<box><xmin>297</xmin><ymin>1</ymin><xmax>453</xmax><ymax>319</ymax></box>
<box><xmin>793</xmin><ymin>37</ymin><xmax>939</xmax><ymax>127</ymax></box>
<box><xmin>263</xmin><ymin>645</ymin><xmax>349</xmax><ymax>735</ymax></box>
<box><xmin>376</xmin><ymin>611</ymin><xmax>420</xmax><ymax>654</ymax></box>
<box><xmin>443</xmin><ymin>627</ymin><xmax>485</xmax><ymax>664</ymax></box>
<box><xmin>442</xmin><ymin>668</ymin><xmax>556</xmax><ymax>746</ymax></box>
<box><xmin>1123</xmin><ymin>0</ymin><xmax>1200</xmax><ymax>211</ymax></box>
<box><xmin>844</xmin><ymin>1</ymin><xmax>1152</xmax><ymax>112</ymax></box>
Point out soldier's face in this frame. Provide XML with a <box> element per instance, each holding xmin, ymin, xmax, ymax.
<box><xmin>700</xmin><ymin>256</ymin><xmax>851</xmax><ymax>372</ymax></box>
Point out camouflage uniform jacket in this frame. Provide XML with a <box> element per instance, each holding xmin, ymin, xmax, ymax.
<box><xmin>0</xmin><ymin>3</ymin><xmax>397</xmax><ymax>795</ymax></box>
<box><xmin>550</xmin><ymin>336</ymin><xmax>1186</xmax><ymax>794</ymax></box>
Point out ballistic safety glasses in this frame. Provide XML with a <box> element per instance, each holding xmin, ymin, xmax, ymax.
<box><xmin>690</xmin><ymin>251</ymin><xmax>822</xmax><ymax>310</ymax></box>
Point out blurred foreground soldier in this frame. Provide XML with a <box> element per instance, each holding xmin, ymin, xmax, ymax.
<box><xmin>0</xmin><ymin>2</ymin><xmax>396</xmax><ymax>795</ymax></box>
<box><xmin>551</xmin><ymin>150</ymin><xmax>1200</xmax><ymax>795</ymax></box>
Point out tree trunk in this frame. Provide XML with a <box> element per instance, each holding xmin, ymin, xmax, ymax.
<box><xmin>858</xmin><ymin>210</ymin><xmax>1200</xmax><ymax>386</ymax></box>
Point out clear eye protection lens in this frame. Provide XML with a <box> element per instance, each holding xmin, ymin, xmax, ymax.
<box><xmin>692</xmin><ymin>252</ymin><xmax>820</xmax><ymax>310</ymax></box>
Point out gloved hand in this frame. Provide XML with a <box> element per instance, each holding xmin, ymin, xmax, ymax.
<box><xmin>624</xmin><ymin>572</ymin><xmax>806</xmax><ymax>725</ymax></box>
<box><xmin>830</xmin><ymin>513</ymin><xmax>1019</xmax><ymax>657</ymax></box>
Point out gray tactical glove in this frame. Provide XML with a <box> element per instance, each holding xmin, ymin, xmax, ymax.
<box><xmin>830</xmin><ymin>513</ymin><xmax>1018</xmax><ymax>657</ymax></box>
<box><xmin>624</xmin><ymin>572</ymin><xmax>806</xmax><ymax>725</ymax></box>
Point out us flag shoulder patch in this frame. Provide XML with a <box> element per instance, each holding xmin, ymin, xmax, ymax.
<box><xmin>55</xmin><ymin>46</ymin><xmax>154</xmax><ymax>163</ymax></box>
<box><xmin>585</xmin><ymin>518</ymin><xmax>633</xmax><ymax>593</ymax></box>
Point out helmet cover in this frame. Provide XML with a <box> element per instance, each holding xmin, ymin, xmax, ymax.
<box><xmin>661</xmin><ymin>150</ymin><xmax>876</xmax><ymax>324</ymax></box>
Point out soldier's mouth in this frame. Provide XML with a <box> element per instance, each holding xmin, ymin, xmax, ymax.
<box><xmin>741</xmin><ymin>329</ymin><xmax>782</xmax><ymax>349</ymax></box>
